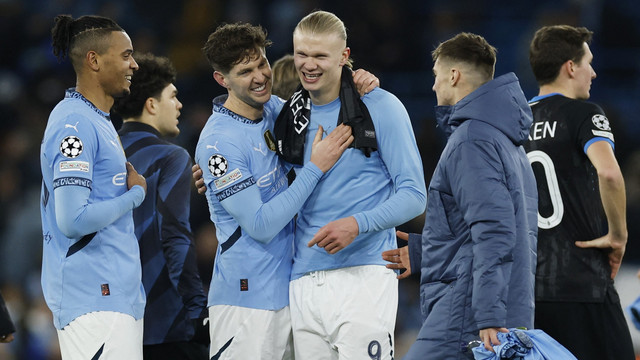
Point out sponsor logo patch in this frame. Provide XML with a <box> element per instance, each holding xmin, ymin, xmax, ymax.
<box><xmin>591</xmin><ymin>114</ymin><xmax>611</xmax><ymax>131</ymax></box>
<box><xmin>101</xmin><ymin>284</ymin><xmax>110</xmax><ymax>296</ymax></box>
<box><xmin>240</xmin><ymin>279</ymin><xmax>249</xmax><ymax>291</ymax></box>
<box><xmin>214</xmin><ymin>168</ymin><xmax>242</xmax><ymax>189</ymax></box>
<box><xmin>60</xmin><ymin>135</ymin><xmax>84</xmax><ymax>158</ymax></box>
<box><xmin>592</xmin><ymin>130</ymin><xmax>614</xmax><ymax>141</ymax></box>
<box><xmin>53</xmin><ymin>177</ymin><xmax>92</xmax><ymax>190</ymax></box>
<box><xmin>208</xmin><ymin>154</ymin><xmax>228</xmax><ymax>178</ymax></box>
<box><xmin>264</xmin><ymin>130</ymin><xmax>277</xmax><ymax>152</ymax></box>
<box><xmin>60</xmin><ymin>160</ymin><xmax>90</xmax><ymax>172</ymax></box>
<box><xmin>215</xmin><ymin>177</ymin><xmax>256</xmax><ymax>201</ymax></box>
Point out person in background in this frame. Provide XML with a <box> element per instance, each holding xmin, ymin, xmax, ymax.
<box><xmin>384</xmin><ymin>32</ymin><xmax>538</xmax><ymax>359</ymax></box>
<box><xmin>524</xmin><ymin>24</ymin><xmax>634</xmax><ymax>360</ymax></box>
<box><xmin>271</xmin><ymin>54</ymin><xmax>299</xmax><ymax>100</ymax></box>
<box><xmin>40</xmin><ymin>14</ymin><xmax>146</xmax><ymax>359</ymax></box>
<box><xmin>113</xmin><ymin>53</ymin><xmax>209</xmax><ymax>360</ymax></box>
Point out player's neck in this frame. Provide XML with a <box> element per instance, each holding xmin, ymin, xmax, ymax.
<box><xmin>75</xmin><ymin>80</ymin><xmax>114</xmax><ymax>113</ymax></box>
<box><xmin>538</xmin><ymin>83</ymin><xmax>573</xmax><ymax>99</ymax></box>
<box><xmin>224</xmin><ymin>95</ymin><xmax>264</xmax><ymax>121</ymax></box>
<box><xmin>308</xmin><ymin>81</ymin><xmax>341</xmax><ymax>106</ymax></box>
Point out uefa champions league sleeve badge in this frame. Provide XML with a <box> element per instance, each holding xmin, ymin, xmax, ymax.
<box><xmin>60</xmin><ymin>135</ymin><xmax>84</xmax><ymax>158</ymax></box>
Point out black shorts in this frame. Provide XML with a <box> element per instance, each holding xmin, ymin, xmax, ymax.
<box><xmin>143</xmin><ymin>341</ymin><xmax>208</xmax><ymax>360</ymax></box>
<box><xmin>535</xmin><ymin>289</ymin><xmax>635</xmax><ymax>360</ymax></box>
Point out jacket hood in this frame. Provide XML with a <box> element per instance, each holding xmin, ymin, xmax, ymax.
<box><xmin>435</xmin><ymin>72</ymin><xmax>533</xmax><ymax>145</ymax></box>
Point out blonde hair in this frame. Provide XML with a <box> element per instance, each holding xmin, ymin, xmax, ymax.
<box><xmin>294</xmin><ymin>10</ymin><xmax>353</xmax><ymax>68</ymax></box>
<box><xmin>272</xmin><ymin>54</ymin><xmax>300</xmax><ymax>99</ymax></box>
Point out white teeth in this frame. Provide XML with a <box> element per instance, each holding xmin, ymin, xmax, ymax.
<box><xmin>125</xmin><ymin>75</ymin><xmax>132</xmax><ymax>81</ymax></box>
<box><xmin>253</xmin><ymin>84</ymin><xmax>266</xmax><ymax>92</ymax></box>
<box><xmin>305</xmin><ymin>73</ymin><xmax>320</xmax><ymax>79</ymax></box>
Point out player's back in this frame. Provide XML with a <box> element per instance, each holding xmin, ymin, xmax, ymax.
<box><xmin>525</xmin><ymin>94</ymin><xmax>611</xmax><ymax>301</ymax></box>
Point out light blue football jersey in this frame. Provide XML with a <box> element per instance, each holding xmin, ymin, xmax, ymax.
<box><xmin>196</xmin><ymin>96</ymin><xmax>322</xmax><ymax>310</ymax></box>
<box><xmin>40</xmin><ymin>89</ymin><xmax>145</xmax><ymax>329</ymax></box>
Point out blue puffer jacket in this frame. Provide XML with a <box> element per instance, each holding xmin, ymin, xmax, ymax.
<box><xmin>405</xmin><ymin>73</ymin><xmax>538</xmax><ymax>359</ymax></box>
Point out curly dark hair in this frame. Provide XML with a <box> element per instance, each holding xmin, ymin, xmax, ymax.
<box><xmin>529</xmin><ymin>25</ymin><xmax>593</xmax><ymax>86</ymax></box>
<box><xmin>202</xmin><ymin>22</ymin><xmax>272</xmax><ymax>74</ymax></box>
<box><xmin>112</xmin><ymin>53</ymin><xmax>176</xmax><ymax>119</ymax></box>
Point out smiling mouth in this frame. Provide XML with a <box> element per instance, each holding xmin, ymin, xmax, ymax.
<box><xmin>303</xmin><ymin>73</ymin><xmax>321</xmax><ymax>80</ymax></box>
<box><xmin>252</xmin><ymin>84</ymin><xmax>266</xmax><ymax>92</ymax></box>
<box><xmin>125</xmin><ymin>75</ymin><xmax>132</xmax><ymax>81</ymax></box>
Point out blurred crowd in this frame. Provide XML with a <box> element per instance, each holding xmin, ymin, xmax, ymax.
<box><xmin>1</xmin><ymin>0</ymin><xmax>640</xmax><ymax>358</ymax></box>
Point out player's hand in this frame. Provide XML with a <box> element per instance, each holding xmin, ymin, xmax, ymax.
<box><xmin>126</xmin><ymin>162</ymin><xmax>146</xmax><ymax>194</ymax></box>
<box><xmin>309</xmin><ymin>216</ymin><xmax>359</xmax><ymax>254</ymax></box>
<box><xmin>192</xmin><ymin>164</ymin><xmax>207</xmax><ymax>195</ymax></box>
<box><xmin>310</xmin><ymin>124</ymin><xmax>353</xmax><ymax>173</ymax></box>
<box><xmin>479</xmin><ymin>327</ymin><xmax>508</xmax><ymax>352</ymax></box>
<box><xmin>575</xmin><ymin>233</ymin><xmax>626</xmax><ymax>279</ymax></box>
<box><xmin>381</xmin><ymin>231</ymin><xmax>412</xmax><ymax>279</ymax></box>
<box><xmin>352</xmin><ymin>68</ymin><xmax>380</xmax><ymax>96</ymax></box>
<box><xmin>0</xmin><ymin>333</ymin><xmax>14</xmax><ymax>343</ymax></box>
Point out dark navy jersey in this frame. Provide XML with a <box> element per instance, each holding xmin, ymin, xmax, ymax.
<box><xmin>119</xmin><ymin>122</ymin><xmax>206</xmax><ymax>344</ymax></box>
<box><xmin>524</xmin><ymin>94</ymin><xmax>614</xmax><ymax>302</ymax></box>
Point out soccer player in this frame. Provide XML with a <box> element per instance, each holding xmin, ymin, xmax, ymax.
<box><xmin>195</xmin><ymin>23</ymin><xmax>354</xmax><ymax>359</ymax></box>
<box><xmin>383</xmin><ymin>32</ymin><xmax>538</xmax><ymax>359</ymax></box>
<box><xmin>113</xmin><ymin>53</ymin><xmax>209</xmax><ymax>360</ymax></box>
<box><xmin>273</xmin><ymin>11</ymin><xmax>426</xmax><ymax>359</ymax></box>
<box><xmin>525</xmin><ymin>25</ymin><xmax>634</xmax><ymax>360</ymax></box>
<box><xmin>40</xmin><ymin>15</ymin><xmax>146</xmax><ymax>359</ymax></box>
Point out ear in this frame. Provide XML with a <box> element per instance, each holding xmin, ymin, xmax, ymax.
<box><xmin>144</xmin><ymin>97</ymin><xmax>157</xmax><ymax>116</ymax></box>
<box><xmin>213</xmin><ymin>71</ymin><xmax>228</xmax><ymax>88</ymax></box>
<box><xmin>451</xmin><ymin>68</ymin><xmax>460</xmax><ymax>86</ymax></box>
<box><xmin>87</xmin><ymin>50</ymin><xmax>100</xmax><ymax>71</ymax></box>
<box><xmin>564</xmin><ymin>60</ymin><xmax>576</xmax><ymax>78</ymax></box>
<box><xmin>340</xmin><ymin>47</ymin><xmax>351</xmax><ymax>66</ymax></box>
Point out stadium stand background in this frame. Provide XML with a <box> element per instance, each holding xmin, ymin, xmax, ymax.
<box><xmin>1</xmin><ymin>0</ymin><xmax>639</xmax><ymax>358</ymax></box>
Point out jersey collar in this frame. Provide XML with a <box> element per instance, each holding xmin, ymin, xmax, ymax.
<box><xmin>212</xmin><ymin>103</ymin><xmax>263</xmax><ymax>125</ymax></box>
<box><xmin>65</xmin><ymin>88</ymin><xmax>111</xmax><ymax>120</ymax></box>
<box><xmin>528</xmin><ymin>92</ymin><xmax>564</xmax><ymax>104</ymax></box>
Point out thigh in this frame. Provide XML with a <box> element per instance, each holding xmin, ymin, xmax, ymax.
<box><xmin>290</xmin><ymin>274</ymin><xmax>338</xmax><ymax>360</ymax></box>
<box><xmin>208</xmin><ymin>305</ymin><xmax>292</xmax><ymax>360</ymax></box>
<box><xmin>331</xmin><ymin>266</ymin><xmax>398</xmax><ymax>360</ymax></box>
<box><xmin>535</xmin><ymin>296</ymin><xmax>634</xmax><ymax>360</ymax></box>
<box><xmin>58</xmin><ymin>311</ymin><xmax>143</xmax><ymax>360</ymax></box>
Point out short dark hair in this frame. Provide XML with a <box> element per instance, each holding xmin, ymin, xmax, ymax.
<box><xmin>112</xmin><ymin>53</ymin><xmax>176</xmax><ymax>119</ymax></box>
<box><xmin>202</xmin><ymin>23</ymin><xmax>272</xmax><ymax>74</ymax></box>
<box><xmin>529</xmin><ymin>25</ymin><xmax>593</xmax><ymax>86</ymax></box>
<box><xmin>432</xmin><ymin>32</ymin><xmax>497</xmax><ymax>80</ymax></box>
<box><xmin>51</xmin><ymin>14</ymin><xmax>124</xmax><ymax>71</ymax></box>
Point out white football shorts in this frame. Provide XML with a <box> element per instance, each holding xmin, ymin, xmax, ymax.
<box><xmin>57</xmin><ymin>311</ymin><xmax>143</xmax><ymax>360</ymax></box>
<box><xmin>290</xmin><ymin>265</ymin><xmax>398</xmax><ymax>360</ymax></box>
<box><xmin>208</xmin><ymin>304</ymin><xmax>293</xmax><ymax>360</ymax></box>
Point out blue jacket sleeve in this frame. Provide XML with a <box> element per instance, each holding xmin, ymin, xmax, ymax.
<box><xmin>220</xmin><ymin>162</ymin><xmax>323</xmax><ymax>243</ymax></box>
<box><xmin>352</xmin><ymin>91</ymin><xmax>427</xmax><ymax>233</ymax></box>
<box><xmin>448</xmin><ymin>139</ymin><xmax>516</xmax><ymax>330</ymax></box>
<box><xmin>407</xmin><ymin>232</ymin><xmax>423</xmax><ymax>275</ymax></box>
<box><xmin>157</xmin><ymin>148</ymin><xmax>206</xmax><ymax>319</ymax></box>
<box><xmin>54</xmin><ymin>184</ymin><xmax>145</xmax><ymax>239</ymax></box>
